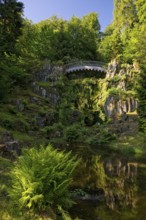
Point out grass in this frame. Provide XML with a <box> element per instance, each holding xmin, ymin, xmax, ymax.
<box><xmin>37</xmin><ymin>81</ymin><xmax>52</xmax><ymax>87</ymax></box>
<box><xmin>12</xmin><ymin>131</ymin><xmax>35</xmax><ymax>142</ymax></box>
<box><xmin>109</xmin><ymin>133</ymin><xmax>146</xmax><ymax>158</ymax></box>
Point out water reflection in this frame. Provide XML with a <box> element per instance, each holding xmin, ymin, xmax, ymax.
<box><xmin>104</xmin><ymin>159</ymin><xmax>138</xmax><ymax>209</ymax></box>
<box><xmin>70</xmin><ymin>146</ymin><xmax>146</xmax><ymax>220</ymax></box>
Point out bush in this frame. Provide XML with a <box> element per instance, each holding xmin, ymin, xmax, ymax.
<box><xmin>65</xmin><ymin>124</ymin><xmax>80</xmax><ymax>142</ymax></box>
<box><xmin>108</xmin><ymin>87</ymin><xmax>121</xmax><ymax>96</ymax></box>
<box><xmin>41</xmin><ymin>123</ymin><xmax>63</xmax><ymax>139</ymax></box>
<box><xmin>10</xmin><ymin>144</ymin><xmax>79</xmax><ymax>215</ymax></box>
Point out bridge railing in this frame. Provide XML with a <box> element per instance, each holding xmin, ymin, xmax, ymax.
<box><xmin>65</xmin><ymin>60</ymin><xmax>105</xmax><ymax>70</ymax></box>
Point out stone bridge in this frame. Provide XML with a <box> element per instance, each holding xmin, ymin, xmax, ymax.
<box><xmin>38</xmin><ymin>60</ymin><xmax>107</xmax><ymax>81</ymax></box>
<box><xmin>65</xmin><ymin>60</ymin><xmax>106</xmax><ymax>73</ymax></box>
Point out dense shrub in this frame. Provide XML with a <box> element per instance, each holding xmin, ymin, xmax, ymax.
<box><xmin>65</xmin><ymin>124</ymin><xmax>81</xmax><ymax>142</ymax></box>
<box><xmin>10</xmin><ymin>144</ymin><xmax>79</xmax><ymax>215</ymax></box>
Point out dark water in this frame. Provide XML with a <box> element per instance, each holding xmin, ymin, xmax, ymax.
<box><xmin>69</xmin><ymin>146</ymin><xmax>146</xmax><ymax>220</ymax></box>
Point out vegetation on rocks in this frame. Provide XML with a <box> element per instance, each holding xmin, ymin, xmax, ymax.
<box><xmin>0</xmin><ymin>0</ymin><xmax>146</xmax><ymax>219</ymax></box>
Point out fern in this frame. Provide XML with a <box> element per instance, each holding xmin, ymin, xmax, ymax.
<box><xmin>9</xmin><ymin>144</ymin><xmax>80</xmax><ymax>214</ymax></box>
<box><xmin>57</xmin><ymin>206</ymin><xmax>72</xmax><ymax>220</ymax></box>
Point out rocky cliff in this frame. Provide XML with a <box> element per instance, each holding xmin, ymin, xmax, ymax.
<box><xmin>32</xmin><ymin>59</ymin><xmax>139</xmax><ymax>136</ymax></box>
<box><xmin>103</xmin><ymin>60</ymin><xmax>139</xmax><ymax>134</ymax></box>
<box><xmin>0</xmin><ymin>60</ymin><xmax>140</xmax><ymax>153</ymax></box>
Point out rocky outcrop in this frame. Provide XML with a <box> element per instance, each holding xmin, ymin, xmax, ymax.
<box><xmin>32</xmin><ymin>63</ymin><xmax>62</xmax><ymax>104</ymax></box>
<box><xmin>106</xmin><ymin>60</ymin><xmax>140</xmax><ymax>79</ymax></box>
<box><xmin>106</xmin><ymin>59</ymin><xmax>119</xmax><ymax>78</ymax></box>
<box><xmin>31</xmin><ymin>59</ymin><xmax>139</xmax><ymax>136</ymax></box>
<box><xmin>34</xmin><ymin>112</ymin><xmax>58</xmax><ymax>128</ymax></box>
<box><xmin>32</xmin><ymin>82</ymin><xmax>60</xmax><ymax>105</ymax></box>
<box><xmin>103</xmin><ymin>60</ymin><xmax>139</xmax><ymax>134</ymax></box>
<box><xmin>35</xmin><ymin>61</ymin><xmax>52</xmax><ymax>82</ymax></box>
<box><xmin>108</xmin><ymin>114</ymin><xmax>138</xmax><ymax>135</ymax></box>
<box><xmin>35</xmin><ymin>62</ymin><xmax>64</xmax><ymax>82</ymax></box>
<box><xmin>15</xmin><ymin>99</ymin><xmax>25</xmax><ymax>111</ymax></box>
<box><xmin>104</xmin><ymin>60</ymin><xmax>139</xmax><ymax>116</ymax></box>
<box><xmin>0</xmin><ymin>132</ymin><xmax>20</xmax><ymax>155</ymax></box>
<box><xmin>104</xmin><ymin>96</ymin><xmax>138</xmax><ymax>117</ymax></box>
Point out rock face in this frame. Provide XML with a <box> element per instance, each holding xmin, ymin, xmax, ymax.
<box><xmin>35</xmin><ymin>62</ymin><xmax>64</xmax><ymax>82</ymax></box>
<box><xmin>108</xmin><ymin>115</ymin><xmax>138</xmax><ymax>135</ymax></box>
<box><xmin>106</xmin><ymin>59</ymin><xmax>119</xmax><ymax>78</ymax></box>
<box><xmin>104</xmin><ymin>60</ymin><xmax>139</xmax><ymax>116</ymax></box>
<box><xmin>32</xmin><ymin>63</ymin><xmax>62</xmax><ymax>105</ymax></box>
<box><xmin>104</xmin><ymin>96</ymin><xmax>138</xmax><ymax>117</ymax></box>
<box><xmin>35</xmin><ymin>61</ymin><xmax>52</xmax><ymax>82</ymax></box>
<box><xmin>34</xmin><ymin>112</ymin><xmax>58</xmax><ymax>128</ymax></box>
<box><xmin>103</xmin><ymin>60</ymin><xmax>139</xmax><ymax>134</ymax></box>
<box><xmin>0</xmin><ymin>132</ymin><xmax>20</xmax><ymax>155</ymax></box>
<box><xmin>16</xmin><ymin>99</ymin><xmax>25</xmax><ymax>111</ymax></box>
<box><xmin>31</xmin><ymin>60</ymin><xmax>139</xmax><ymax>135</ymax></box>
<box><xmin>32</xmin><ymin>82</ymin><xmax>60</xmax><ymax>105</ymax></box>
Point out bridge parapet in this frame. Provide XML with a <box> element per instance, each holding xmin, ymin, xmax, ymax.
<box><xmin>65</xmin><ymin>60</ymin><xmax>106</xmax><ymax>73</ymax></box>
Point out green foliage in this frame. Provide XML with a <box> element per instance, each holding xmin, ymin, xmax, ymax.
<box><xmin>0</xmin><ymin>156</ymin><xmax>14</xmax><ymax>220</ymax></box>
<box><xmin>138</xmin><ymin>84</ymin><xmax>146</xmax><ymax>132</ymax></box>
<box><xmin>107</xmin><ymin>87</ymin><xmax>122</xmax><ymax>96</ymax></box>
<box><xmin>12</xmin><ymin>131</ymin><xmax>35</xmax><ymax>143</ymax></box>
<box><xmin>109</xmin><ymin>133</ymin><xmax>146</xmax><ymax>157</ymax></box>
<box><xmin>86</xmin><ymin>125</ymin><xmax>115</xmax><ymax>145</ymax></box>
<box><xmin>41</xmin><ymin>123</ymin><xmax>63</xmax><ymax>139</ymax></box>
<box><xmin>0</xmin><ymin>156</ymin><xmax>12</xmax><ymax>196</ymax></box>
<box><xmin>10</xmin><ymin>144</ymin><xmax>79</xmax><ymax>213</ymax></box>
<box><xmin>57</xmin><ymin>206</ymin><xmax>72</xmax><ymax>220</ymax></box>
<box><xmin>0</xmin><ymin>1</ymin><xmax>28</xmax><ymax>101</ymax></box>
<box><xmin>70</xmin><ymin>188</ymin><xmax>87</xmax><ymax>197</ymax></box>
<box><xmin>0</xmin><ymin>111</ymin><xmax>30</xmax><ymax>131</ymax></box>
<box><xmin>114</xmin><ymin>0</ymin><xmax>138</xmax><ymax>30</ymax></box>
<box><xmin>0</xmin><ymin>54</ymin><xmax>29</xmax><ymax>92</ymax></box>
<box><xmin>65</xmin><ymin>124</ymin><xmax>81</xmax><ymax>142</ymax></box>
<box><xmin>0</xmin><ymin>0</ymin><xmax>24</xmax><ymax>55</ymax></box>
<box><xmin>100</xmin><ymin>0</ymin><xmax>145</xmax><ymax>65</ymax></box>
<box><xmin>0</xmin><ymin>70</ymin><xmax>11</xmax><ymax>100</ymax></box>
<box><xmin>99</xmin><ymin>27</ymin><xmax>123</xmax><ymax>62</ymax></box>
<box><xmin>17</xmin><ymin>12</ymin><xmax>101</xmax><ymax>64</ymax></box>
<box><xmin>107</xmin><ymin>75</ymin><xmax>121</xmax><ymax>83</ymax></box>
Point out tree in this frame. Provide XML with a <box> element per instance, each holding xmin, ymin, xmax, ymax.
<box><xmin>17</xmin><ymin>13</ymin><xmax>101</xmax><ymax>64</ymax></box>
<box><xmin>67</xmin><ymin>12</ymin><xmax>100</xmax><ymax>60</ymax></box>
<box><xmin>0</xmin><ymin>0</ymin><xmax>24</xmax><ymax>101</ymax></box>
<box><xmin>113</xmin><ymin>0</ymin><xmax>138</xmax><ymax>31</ymax></box>
<box><xmin>99</xmin><ymin>0</ymin><xmax>146</xmax><ymax>131</ymax></box>
<box><xmin>10</xmin><ymin>144</ymin><xmax>79</xmax><ymax>217</ymax></box>
<box><xmin>99</xmin><ymin>24</ymin><xmax>123</xmax><ymax>62</ymax></box>
<box><xmin>99</xmin><ymin>0</ymin><xmax>139</xmax><ymax>62</ymax></box>
<box><xmin>122</xmin><ymin>0</ymin><xmax>146</xmax><ymax>130</ymax></box>
<box><xmin>0</xmin><ymin>0</ymin><xmax>24</xmax><ymax>55</ymax></box>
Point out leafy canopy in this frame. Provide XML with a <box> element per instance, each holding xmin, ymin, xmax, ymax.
<box><xmin>17</xmin><ymin>12</ymin><xmax>101</xmax><ymax>63</ymax></box>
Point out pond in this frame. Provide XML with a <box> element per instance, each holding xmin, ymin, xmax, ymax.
<box><xmin>69</xmin><ymin>145</ymin><xmax>146</xmax><ymax>220</ymax></box>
